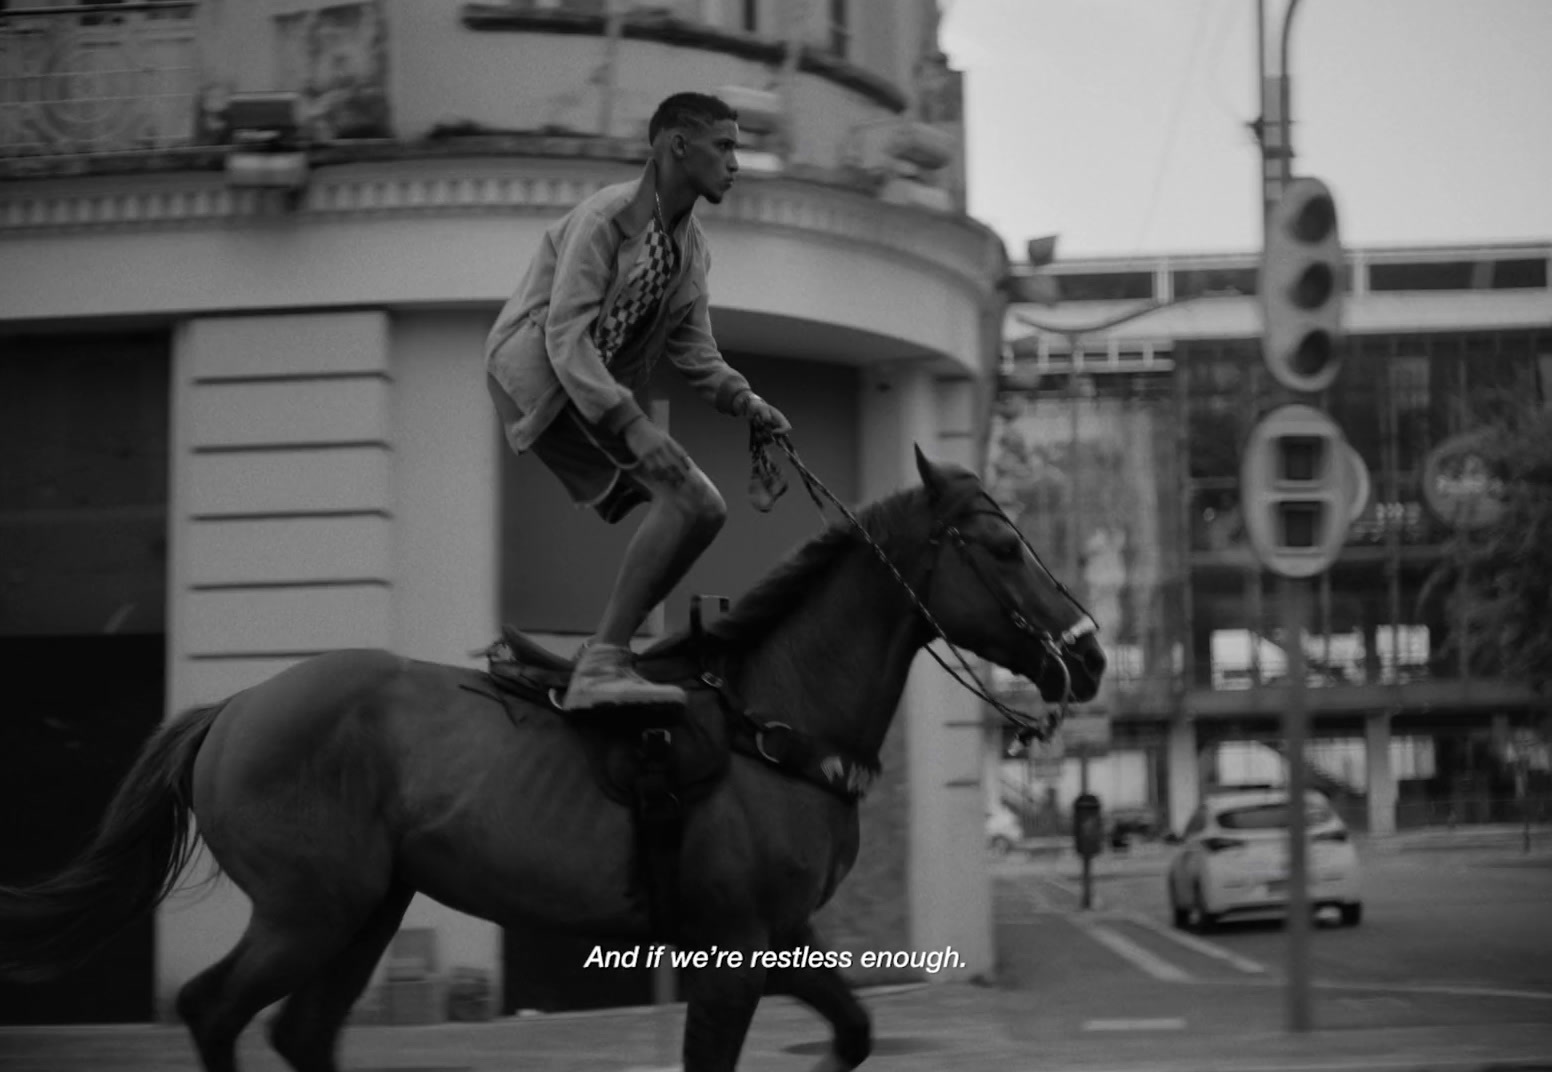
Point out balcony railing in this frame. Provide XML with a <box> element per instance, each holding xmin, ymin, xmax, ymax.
<box><xmin>0</xmin><ymin>1</ymin><xmax>199</xmax><ymax>158</ymax></box>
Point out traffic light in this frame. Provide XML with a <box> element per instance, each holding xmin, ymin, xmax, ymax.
<box><xmin>1241</xmin><ymin>404</ymin><xmax>1366</xmax><ymax>578</ymax></box>
<box><xmin>1260</xmin><ymin>177</ymin><xmax>1344</xmax><ymax>393</ymax></box>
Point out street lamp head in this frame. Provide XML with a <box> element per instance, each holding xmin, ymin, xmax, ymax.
<box><xmin>1026</xmin><ymin>234</ymin><xmax>1060</xmax><ymax>268</ymax></box>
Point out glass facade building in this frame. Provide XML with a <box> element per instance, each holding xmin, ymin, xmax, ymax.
<box><xmin>992</xmin><ymin>243</ymin><xmax>1552</xmax><ymax>836</ymax></box>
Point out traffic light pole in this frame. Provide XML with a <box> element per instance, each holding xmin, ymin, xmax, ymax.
<box><xmin>1261</xmin><ymin>0</ymin><xmax>1314</xmax><ymax>1035</ymax></box>
<box><xmin>1079</xmin><ymin>745</ymin><xmax>1093</xmax><ymax>910</ymax></box>
<box><xmin>1282</xmin><ymin>576</ymin><xmax>1313</xmax><ymax>1031</ymax></box>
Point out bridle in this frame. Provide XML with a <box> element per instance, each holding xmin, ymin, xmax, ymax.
<box><xmin>767</xmin><ymin>435</ymin><xmax>1098</xmax><ymax>748</ymax></box>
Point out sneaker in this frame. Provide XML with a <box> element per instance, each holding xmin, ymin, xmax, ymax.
<box><xmin>563</xmin><ymin>642</ymin><xmax>686</xmax><ymax>711</ymax></box>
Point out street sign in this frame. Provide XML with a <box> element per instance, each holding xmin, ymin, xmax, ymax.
<box><xmin>1423</xmin><ymin>430</ymin><xmax>1506</xmax><ymax>530</ymax></box>
<box><xmin>1241</xmin><ymin>403</ymin><xmax>1368</xmax><ymax>578</ymax></box>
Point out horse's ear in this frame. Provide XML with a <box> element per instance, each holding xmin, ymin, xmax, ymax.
<box><xmin>915</xmin><ymin>444</ymin><xmax>946</xmax><ymax>500</ymax></box>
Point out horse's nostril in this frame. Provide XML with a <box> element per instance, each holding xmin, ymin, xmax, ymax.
<box><xmin>1082</xmin><ymin>646</ymin><xmax>1107</xmax><ymax>677</ymax></box>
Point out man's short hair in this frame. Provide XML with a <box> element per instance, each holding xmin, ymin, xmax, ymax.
<box><xmin>648</xmin><ymin>92</ymin><xmax>738</xmax><ymax>146</ymax></box>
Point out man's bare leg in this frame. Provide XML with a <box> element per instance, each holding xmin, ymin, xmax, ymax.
<box><xmin>595</xmin><ymin>470</ymin><xmax>726</xmax><ymax>645</ymax></box>
<box><xmin>564</xmin><ymin>468</ymin><xmax>725</xmax><ymax>710</ymax></box>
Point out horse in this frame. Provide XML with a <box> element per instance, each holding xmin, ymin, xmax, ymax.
<box><xmin>0</xmin><ymin>448</ymin><xmax>1105</xmax><ymax>1072</ymax></box>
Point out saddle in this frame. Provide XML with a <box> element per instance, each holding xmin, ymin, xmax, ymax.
<box><xmin>480</xmin><ymin>613</ymin><xmax>724</xmax><ymax>942</ymax></box>
<box><xmin>485</xmin><ymin>623</ymin><xmax>731</xmax><ymax>808</ymax></box>
<box><xmin>477</xmin><ymin>600</ymin><xmax>879</xmax><ymax>941</ymax></box>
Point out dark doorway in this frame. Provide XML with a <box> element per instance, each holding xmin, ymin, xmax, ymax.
<box><xmin>0</xmin><ymin>332</ymin><xmax>169</xmax><ymax>1022</ymax></box>
<box><xmin>0</xmin><ymin>634</ymin><xmax>166</xmax><ymax>1023</ymax></box>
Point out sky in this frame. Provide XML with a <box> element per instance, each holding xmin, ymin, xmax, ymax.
<box><xmin>938</xmin><ymin>0</ymin><xmax>1552</xmax><ymax>261</ymax></box>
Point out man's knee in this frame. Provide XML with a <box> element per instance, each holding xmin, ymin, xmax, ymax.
<box><xmin>668</xmin><ymin>470</ymin><xmax>727</xmax><ymax>535</ymax></box>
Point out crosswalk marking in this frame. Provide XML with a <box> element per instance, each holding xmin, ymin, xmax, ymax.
<box><xmin>1123</xmin><ymin>911</ymin><xmax>1268</xmax><ymax>974</ymax></box>
<box><xmin>1077</xmin><ymin>921</ymin><xmax>1194</xmax><ymax>983</ymax></box>
<box><xmin>1082</xmin><ymin>1017</ymin><xmax>1188</xmax><ymax>1031</ymax></box>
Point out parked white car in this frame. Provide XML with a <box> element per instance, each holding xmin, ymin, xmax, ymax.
<box><xmin>1166</xmin><ymin>788</ymin><xmax>1362</xmax><ymax>930</ymax></box>
<box><xmin>986</xmin><ymin>807</ymin><xmax>1021</xmax><ymax>855</ymax></box>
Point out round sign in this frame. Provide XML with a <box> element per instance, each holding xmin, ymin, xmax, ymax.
<box><xmin>1422</xmin><ymin>430</ymin><xmax>1506</xmax><ymax>530</ymax></box>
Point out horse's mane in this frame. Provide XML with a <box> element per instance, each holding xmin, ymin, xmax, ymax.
<box><xmin>644</xmin><ymin>484</ymin><xmax>931</xmax><ymax>660</ymax></box>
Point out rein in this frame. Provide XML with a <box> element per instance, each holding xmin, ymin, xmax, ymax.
<box><xmin>763</xmin><ymin>434</ymin><xmax>1088</xmax><ymax>748</ymax></box>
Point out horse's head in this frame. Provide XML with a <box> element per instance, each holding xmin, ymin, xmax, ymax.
<box><xmin>913</xmin><ymin>446</ymin><xmax>1107</xmax><ymax>705</ymax></box>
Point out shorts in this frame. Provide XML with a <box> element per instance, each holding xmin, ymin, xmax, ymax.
<box><xmin>531</xmin><ymin>404</ymin><xmax>651</xmax><ymax>524</ymax></box>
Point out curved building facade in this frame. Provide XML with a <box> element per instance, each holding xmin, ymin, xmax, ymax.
<box><xmin>0</xmin><ymin>0</ymin><xmax>1007</xmax><ymax>1022</ymax></box>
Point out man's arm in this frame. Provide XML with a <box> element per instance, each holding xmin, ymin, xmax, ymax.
<box><xmin>665</xmin><ymin>292</ymin><xmax>790</xmax><ymax>434</ymax></box>
<box><xmin>665</xmin><ymin>241</ymin><xmax>790</xmax><ymax>434</ymax></box>
<box><xmin>546</xmin><ymin>209</ymin><xmax>648</xmax><ymax>435</ymax></box>
<box><xmin>662</xmin><ymin>285</ymin><xmax>751</xmax><ymax>415</ymax></box>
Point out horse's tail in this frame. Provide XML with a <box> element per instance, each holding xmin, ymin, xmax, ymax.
<box><xmin>0</xmin><ymin>701</ymin><xmax>224</xmax><ymax>981</ymax></box>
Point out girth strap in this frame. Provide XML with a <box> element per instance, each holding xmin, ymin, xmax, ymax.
<box><xmin>633</xmin><ymin>727</ymin><xmax>682</xmax><ymax>942</ymax></box>
<box><xmin>699</xmin><ymin>672</ymin><xmax>878</xmax><ymax>802</ymax></box>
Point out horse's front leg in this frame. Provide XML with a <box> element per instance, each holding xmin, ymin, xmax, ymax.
<box><xmin>765</xmin><ymin>928</ymin><xmax>872</xmax><ymax>1072</ymax></box>
<box><xmin>680</xmin><ymin>943</ymin><xmax>769</xmax><ymax>1072</ymax></box>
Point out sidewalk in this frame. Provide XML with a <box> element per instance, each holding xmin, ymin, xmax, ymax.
<box><xmin>3</xmin><ymin>976</ymin><xmax>1551</xmax><ymax>1072</ymax></box>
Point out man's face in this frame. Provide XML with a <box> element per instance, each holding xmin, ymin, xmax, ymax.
<box><xmin>673</xmin><ymin>118</ymin><xmax>741</xmax><ymax>204</ymax></box>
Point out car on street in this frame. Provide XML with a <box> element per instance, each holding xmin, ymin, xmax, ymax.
<box><xmin>1166</xmin><ymin>788</ymin><xmax>1362</xmax><ymax>931</ymax></box>
<box><xmin>1107</xmin><ymin>806</ymin><xmax>1161</xmax><ymax>850</ymax></box>
<box><xmin>987</xmin><ymin>806</ymin><xmax>1021</xmax><ymax>855</ymax></box>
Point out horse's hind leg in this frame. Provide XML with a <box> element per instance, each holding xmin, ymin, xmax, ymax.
<box><xmin>176</xmin><ymin>916</ymin><xmax>354</xmax><ymax>1072</ymax></box>
<box><xmin>266</xmin><ymin>882</ymin><xmax>416</xmax><ymax>1072</ymax></box>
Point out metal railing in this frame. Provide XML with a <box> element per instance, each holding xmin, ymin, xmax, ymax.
<box><xmin>0</xmin><ymin>1</ymin><xmax>199</xmax><ymax>158</ymax></box>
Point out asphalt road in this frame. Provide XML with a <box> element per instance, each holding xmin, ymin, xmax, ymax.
<box><xmin>993</xmin><ymin>839</ymin><xmax>1552</xmax><ymax>1032</ymax></box>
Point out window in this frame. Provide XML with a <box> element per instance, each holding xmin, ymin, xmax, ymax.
<box><xmin>1217</xmin><ymin>800</ymin><xmax>1335</xmax><ymax>830</ymax></box>
<box><xmin>1489</xmin><ymin>258</ymin><xmax>1547</xmax><ymax>289</ymax></box>
<box><xmin>1368</xmin><ymin>258</ymin><xmax>1548</xmax><ymax>292</ymax></box>
<box><xmin>1183</xmin><ymin>808</ymin><xmax>1206</xmax><ymax>838</ymax></box>
<box><xmin>1057</xmin><ymin>271</ymin><xmax>1156</xmax><ymax>302</ymax></box>
<box><xmin>1171</xmin><ymin>266</ymin><xmax>1257</xmax><ymax>300</ymax></box>
<box><xmin>1370</xmin><ymin>261</ymin><xmax>1475</xmax><ymax>291</ymax></box>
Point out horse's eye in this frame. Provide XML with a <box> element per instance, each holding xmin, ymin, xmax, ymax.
<box><xmin>989</xmin><ymin>540</ymin><xmax>1022</xmax><ymax>563</ymax></box>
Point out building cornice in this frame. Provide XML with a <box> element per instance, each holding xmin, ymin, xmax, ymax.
<box><xmin>458</xmin><ymin>4</ymin><xmax>910</xmax><ymax>114</ymax></box>
<box><xmin>1038</xmin><ymin>240</ymin><xmax>1552</xmax><ymax>274</ymax></box>
<box><xmin>0</xmin><ymin>155</ymin><xmax>1004</xmax><ymax>301</ymax></box>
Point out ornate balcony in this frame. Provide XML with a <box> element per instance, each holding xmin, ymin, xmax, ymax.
<box><xmin>0</xmin><ymin>1</ymin><xmax>199</xmax><ymax>159</ymax></box>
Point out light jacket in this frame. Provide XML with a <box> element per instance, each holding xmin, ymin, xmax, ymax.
<box><xmin>486</xmin><ymin>158</ymin><xmax>752</xmax><ymax>453</ymax></box>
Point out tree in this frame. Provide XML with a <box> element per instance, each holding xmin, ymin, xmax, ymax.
<box><xmin>1425</xmin><ymin>405</ymin><xmax>1552</xmax><ymax>695</ymax></box>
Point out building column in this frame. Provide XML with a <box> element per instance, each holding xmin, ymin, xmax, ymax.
<box><xmin>859</xmin><ymin>362</ymin><xmax>989</xmax><ymax>981</ymax></box>
<box><xmin>1166</xmin><ymin>716</ymin><xmax>1200</xmax><ymax>834</ymax></box>
<box><xmin>160</xmin><ymin>310</ymin><xmax>394</xmax><ymax>1015</ymax></box>
<box><xmin>1365</xmin><ymin>711</ymin><xmax>1396</xmax><ymax>837</ymax></box>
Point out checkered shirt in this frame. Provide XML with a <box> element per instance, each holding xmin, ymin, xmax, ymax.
<box><xmin>592</xmin><ymin>213</ymin><xmax>680</xmax><ymax>366</ymax></box>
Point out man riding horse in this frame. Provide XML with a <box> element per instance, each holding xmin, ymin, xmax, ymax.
<box><xmin>485</xmin><ymin>91</ymin><xmax>790</xmax><ymax>712</ymax></box>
